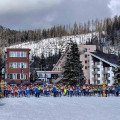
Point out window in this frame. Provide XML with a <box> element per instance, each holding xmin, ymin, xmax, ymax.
<box><xmin>23</xmin><ymin>74</ymin><xmax>27</xmax><ymax>80</ymax></box>
<box><xmin>85</xmin><ymin>60</ymin><xmax>87</xmax><ymax>64</ymax></box>
<box><xmin>9</xmin><ymin>51</ymin><xmax>27</xmax><ymax>57</ymax></box>
<box><xmin>8</xmin><ymin>73</ymin><xmax>27</xmax><ymax>80</ymax></box>
<box><xmin>97</xmin><ymin>68</ymin><xmax>100</xmax><ymax>71</ymax></box>
<box><xmin>21</xmin><ymin>63</ymin><xmax>24</xmax><ymax>68</ymax></box>
<box><xmin>84</xmin><ymin>48</ymin><xmax>87</xmax><ymax>52</ymax></box>
<box><xmin>17</xmin><ymin>52</ymin><xmax>20</xmax><ymax>57</ymax></box>
<box><xmin>9</xmin><ymin>52</ymin><xmax>12</xmax><ymax>57</ymax></box>
<box><xmin>21</xmin><ymin>74</ymin><xmax>27</xmax><ymax>80</ymax></box>
<box><xmin>107</xmin><ymin>67</ymin><xmax>110</xmax><ymax>71</ymax></box>
<box><xmin>9</xmin><ymin>63</ymin><xmax>13</xmax><ymax>68</ymax></box>
<box><xmin>97</xmin><ymin>74</ymin><xmax>100</xmax><ymax>77</ymax></box>
<box><xmin>21</xmin><ymin>74</ymin><xmax>24</xmax><ymax>79</ymax></box>
<box><xmin>9</xmin><ymin>52</ymin><xmax>15</xmax><ymax>57</ymax></box>
<box><xmin>39</xmin><ymin>74</ymin><xmax>43</xmax><ymax>78</ymax></box>
<box><xmin>107</xmin><ymin>80</ymin><xmax>110</xmax><ymax>84</ymax></box>
<box><xmin>9</xmin><ymin>62</ymin><xmax>27</xmax><ymax>68</ymax></box>
<box><xmin>24</xmin><ymin>63</ymin><xmax>27</xmax><ymax>68</ymax></box>
<box><xmin>21</xmin><ymin>52</ymin><xmax>27</xmax><ymax>57</ymax></box>
<box><xmin>14</xmin><ymin>63</ymin><xmax>17</xmax><ymax>68</ymax></box>
<box><xmin>85</xmin><ymin>66</ymin><xmax>87</xmax><ymax>69</ymax></box>
<box><xmin>17</xmin><ymin>63</ymin><xmax>21</xmax><ymax>68</ymax></box>
<box><xmin>107</xmin><ymin>73</ymin><xmax>110</xmax><ymax>77</ymax></box>
<box><xmin>17</xmin><ymin>74</ymin><xmax>20</xmax><ymax>79</ymax></box>
<box><xmin>10</xmin><ymin>74</ymin><xmax>13</xmax><ymax>79</ymax></box>
<box><xmin>9</xmin><ymin>62</ymin><xmax>17</xmax><ymax>68</ymax></box>
<box><xmin>85</xmin><ymin>54</ymin><xmax>87</xmax><ymax>58</ymax></box>
<box><xmin>21</xmin><ymin>52</ymin><xmax>24</xmax><ymax>57</ymax></box>
<box><xmin>97</xmin><ymin>62</ymin><xmax>100</xmax><ymax>65</ymax></box>
<box><xmin>97</xmin><ymin>80</ymin><xmax>100</xmax><ymax>84</ymax></box>
<box><xmin>13</xmin><ymin>74</ymin><xmax>17</xmax><ymax>79</ymax></box>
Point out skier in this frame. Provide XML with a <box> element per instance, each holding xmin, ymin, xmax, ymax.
<box><xmin>115</xmin><ymin>84</ymin><xmax>120</xmax><ymax>96</ymax></box>
<box><xmin>52</xmin><ymin>86</ymin><xmax>57</xmax><ymax>97</ymax></box>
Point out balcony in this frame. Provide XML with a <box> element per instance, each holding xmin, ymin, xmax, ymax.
<box><xmin>92</xmin><ymin>76</ymin><xmax>98</xmax><ymax>81</ymax></box>
<box><xmin>92</xmin><ymin>70</ymin><xmax>98</xmax><ymax>75</ymax></box>
<box><xmin>102</xmin><ymin>70</ymin><xmax>108</xmax><ymax>74</ymax></box>
<box><xmin>96</xmin><ymin>62</ymin><xmax>100</xmax><ymax>65</ymax></box>
<box><xmin>92</xmin><ymin>65</ymin><xmax>96</xmax><ymax>69</ymax></box>
<box><xmin>107</xmin><ymin>67</ymin><xmax>110</xmax><ymax>71</ymax></box>
<box><xmin>102</xmin><ymin>74</ymin><xmax>110</xmax><ymax>80</ymax></box>
<box><xmin>92</xmin><ymin>63</ymin><xmax>100</xmax><ymax>68</ymax></box>
<box><xmin>97</xmin><ymin>80</ymin><xmax>100</xmax><ymax>84</ymax></box>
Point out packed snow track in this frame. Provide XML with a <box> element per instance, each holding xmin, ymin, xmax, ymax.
<box><xmin>0</xmin><ymin>97</ymin><xmax>120</xmax><ymax>120</ymax></box>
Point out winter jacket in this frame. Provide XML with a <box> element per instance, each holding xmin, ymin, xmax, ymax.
<box><xmin>52</xmin><ymin>87</ymin><xmax>57</xmax><ymax>93</ymax></box>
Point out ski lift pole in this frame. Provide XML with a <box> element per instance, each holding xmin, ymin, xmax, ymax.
<box><xmin>102</xmin><ymin>80</ymin><xmax>106</xmax><ymax>97</ymax></box>
<box><xmin>0</xmin><ymin>80</ymin><xmax>5</xmax><ymax>97</ymax></box>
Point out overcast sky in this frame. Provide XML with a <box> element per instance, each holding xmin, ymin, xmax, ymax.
<box><xmin>0</xmin><ymin>0</ymin><xmax>120</xmax><ymax>30</ymax></box>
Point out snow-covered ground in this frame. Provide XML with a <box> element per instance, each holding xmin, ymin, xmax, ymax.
<box><xmin>6</xmin><ymin>33</ymin><xmax>98</xmax><ymax>58</ymax></box>
<box><xmin>0</xmin><ymin>97</ymin><xmax>120</xmax><ymax>120</ymax></box>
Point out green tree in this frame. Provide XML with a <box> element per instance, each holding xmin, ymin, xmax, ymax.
<box><xmin>40</xmin><ymin>53</ymin><xmax>46</xmax><ymax>70</ymax></box>
<box><xmin>63</xmin><ymin>40</ymin><xmax>85</xmax><ymax>86</ymax></box>
<box><xmin>114</xmin><ymin>55</ymin><xmax>120</xmax><ymax>84</ymax></box>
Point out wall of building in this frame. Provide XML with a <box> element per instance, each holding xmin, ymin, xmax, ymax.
<box><xmin>79</xmin><ymin>45</ymin><xmax>96</xmax><ymax>84</ymax></box>
<box><xmin>53</xmin><ymin>45</ymin><xmax>96</xmax><ymax>84</ymax></box>
<box><xmin>90</xmin><ymin>54</ymin><xmax>116</xmax><ymax>86</ymax></box>
<box><xmin>5</xmin><ymin>48</ymin><xmax>30</xmax><ymax>84</ymax></box>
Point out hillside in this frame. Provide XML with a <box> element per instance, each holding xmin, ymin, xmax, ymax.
<box><xmin>7</xmin><ymin>32</ymin><xmax>98</xmax><ymax>58</ymax></box>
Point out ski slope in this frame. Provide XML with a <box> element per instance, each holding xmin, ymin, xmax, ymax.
<box><xmin>6</xmin><ymin>33</ymin><xmax>98</xmax><ymax>58</ymax></box>
<box><xmin>0</xmin><ymin>97</ymin><xmax>120</xmax><ymax>120</ymax></box>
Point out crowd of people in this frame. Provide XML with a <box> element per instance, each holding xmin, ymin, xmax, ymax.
<box><xmin>2</xmin><ymin>83</ymin><xmax>120</xmax><ymax>98</ymax></box>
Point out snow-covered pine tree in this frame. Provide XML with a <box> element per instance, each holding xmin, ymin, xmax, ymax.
<box><xmin>40</xmin><ymin>53</ymin><xmax>46</xmax><ymax>70</ymax></box>
<box><xmin>114</xmin><ymin>55</ymin><xmax>120</xmax><ymax>84</ymax></box>
<box><xmin>63</xmin><ymin>40</ymin><xmax>85</xmax><ymax>86</ymax></box>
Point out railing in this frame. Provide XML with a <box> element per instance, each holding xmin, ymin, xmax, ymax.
<box><xmin>102</xmin><ymin>70</ymin><xmax>108</xmax><ymax>74</ymax></box>
<box><xmin>92</xmin><ymin>77</ymin><xmax>98</xmax><ymax>81</ymax></box>
<box><xmin>52</xmin><ymin>45</ymin><xmax>69</xmax><ymax>71</ymax></box>
<box><xmin>92</xmin><ymin>70</ymin><xmax>98</xmax><ymax>75</ymax></box>
<box><xmin>53</xmin><ymin>77</ymin><xmax>62</xmax><ymax>83</ymax></box>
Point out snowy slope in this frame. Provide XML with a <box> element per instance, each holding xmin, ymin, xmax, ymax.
<box><xmin>6</xmin><ymin>33</ymin><xmax>98</xmax><ymax>58</ymax></box>
<box><xmin>0</xmin><ymin>97</ymin><xmax>120</xmax><ymax>120</ymax></box>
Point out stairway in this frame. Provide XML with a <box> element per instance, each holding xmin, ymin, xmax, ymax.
<box><xmin>53</xmin><ymin>77</ymin><xmax>62</xmax><ymax>83</ymax></box>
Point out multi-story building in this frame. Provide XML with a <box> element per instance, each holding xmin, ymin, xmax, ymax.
<box><xmin>52</xmin><ymin>45</ymin><xmax>96</xmax><ymax>84</ymax></box>
<box><xmin>79</xmin><ymin>45</ymin><xmax>96</xmax><ymax>84</ymax></box>
<box><xmin>90</xmin><ymin>51</ymin><xmax>119</xmax><ymax>86</ymax></box>
<box><xmin>5</xmin><ymin>48</ymin><xmax>31</xmax><ymax>84</ymax></box>
<box><xmin>36</xmin><ymin>71</ymin><xmax>62</xmax><ymax>83</ymax></box>
<box><xmin>53</xmin><ymin>44</ymin><xmax>119</xmax><ymax>85</ymax></box>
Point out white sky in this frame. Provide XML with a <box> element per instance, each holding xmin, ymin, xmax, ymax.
<box><xmin>108</xmin><ymin>0</ymin><xmax>120</xmax><ymax>16</ymax></box>
<box><xmin>0</xmin><ymin>0</ymin><xmax>119</xmax><ymax>30</ymax></box>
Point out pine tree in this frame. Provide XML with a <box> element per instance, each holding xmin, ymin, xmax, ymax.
<box><xmin>40</xmin><ymin>53</ymin><xmax>46</xmax><ymax>70</ymax></box>
<box><xmin>114</xmin><ymin>55</ymin><xmax>120</xmax><ymax>84</ymax></box>
<box><xmin>63</xmin><ymin>40</ymin><xmax>85</xmax><ymax>86</ymax></box>
<box><xmin>30</xmin><ymin>73</ymin><xmax>34</xmax><ymax>83</ymax></box>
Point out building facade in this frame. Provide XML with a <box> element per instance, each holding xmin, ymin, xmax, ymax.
<box><xmin>90</xmin><ymin>51</ymin><xmax>119</xmax><ymax>86</ymax></box>
<box><xmin>53</xmin><ymin>44</ymin><xmax>119</xmax><ymax>85</ymax></box>
<box><xmin>79</xmin><ymin>45</ymin><xmax>96</xmax><ymax>84</ymax></box>
<box><xmin>52</xmin><ymin>45</ymin><xmax>96</xmax><ymax>84</ymax></box>
<box><xmin>5</xmin><ymin>48</ymin><xmax>31</xmax><ymax>84</ymax></box>
<box><xmin>36</xmin><ymin>71</ymin><xmax>62</xmax><ymax>83</ymax></box>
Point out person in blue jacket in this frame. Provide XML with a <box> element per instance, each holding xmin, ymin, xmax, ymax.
<box><xmin>26</xmin><ymin>87</ymin><xmax>30</xmax><ymax>97</ymax></box>
<box><xmin>115</xmin><ymin>84</ymin><xmax>120</xmax><ymax>96</ymax></box>
<box><xmin>34</xmin><ymin>86</ymin><xmax>40</xmax><ymax>97</ymax></box>
<box><xmin>52</xmin><ymin>86</ymin><xmax>57</xmax><ymax>97</ymax></box>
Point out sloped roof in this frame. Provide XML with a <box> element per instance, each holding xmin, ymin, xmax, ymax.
<box><xmin>91</xmin><ymin>51</ymin><xmax>119</xmax><ymax>66</ymax></box>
